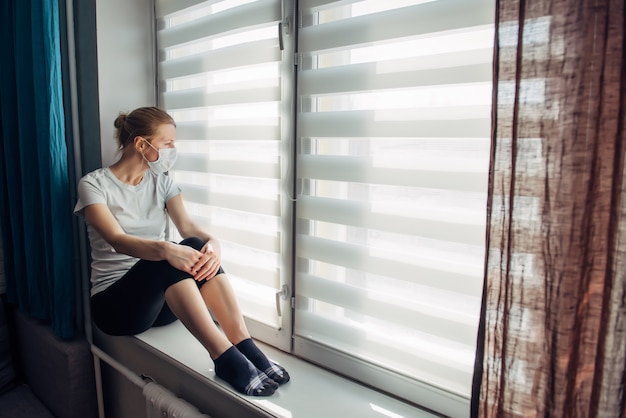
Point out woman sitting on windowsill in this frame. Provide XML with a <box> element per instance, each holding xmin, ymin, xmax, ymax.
<box><xmin>74</xmin><ymin>106</ymin><xmax>289</xmax><ymax>397</ymax></box>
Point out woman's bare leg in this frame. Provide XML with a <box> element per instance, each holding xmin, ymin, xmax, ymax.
<box><xmin>200</xmin><ymin>273</ymin><xmax>290</xmax><ymax>384</ymax></box>
<box><xmin>165</xmin><ymin>278</ymin><xmax>277</xmax><ymax>395</ymax></box>
<box><xmin>164</xmin><ymin>278</ymin><xmax>231</xmax><ymax>359</ymax></box>
<box><xmin>198</xmin><ymin>273</ymin><xmax>250</xmax><ymax>344</ymax></box>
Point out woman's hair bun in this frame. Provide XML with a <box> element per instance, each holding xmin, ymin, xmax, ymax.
<box><xmin>114</xmin><ymin>113</ymin><xmax>128</xmax><ymax>130</ymax></box>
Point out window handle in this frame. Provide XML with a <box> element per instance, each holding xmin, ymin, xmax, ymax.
<box><xmin>275</xmin><ymin>284</ymin><xmax>290</xmax><ymax>318</ymax></box>
<box><xmin>278</xmin><ymin>17</ymin><xmax>290</xmax><ymax>51</ymax></box>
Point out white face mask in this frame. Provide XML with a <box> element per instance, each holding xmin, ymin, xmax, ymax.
<box><xmin>142</xmin><ymin>139</ymin><xmax>178</xmax><ymax>175</ymax></box>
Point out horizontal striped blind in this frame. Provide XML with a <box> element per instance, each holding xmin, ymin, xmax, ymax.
<box><xmin>294</xmin><ymin>0</ymin><xmax>494</xmax><ymax>413</ymax></box>
<box><xmin>156</xmin><ymin>0</ymin><xmax>291</xmax><ymax>346</ymax></box>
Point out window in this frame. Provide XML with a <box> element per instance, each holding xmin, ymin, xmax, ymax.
<box><xmin>156</xmin><ymin>0</ymin><xmax>494</xmax><ymax>415</ymax></box>
<box><xmin>293</xmin><ymin>1</ymin><xmax>494</xmax><ymax>414</ymax></box>
<box><xmin>155</xmin><ymin>0</ymin><xmax>293</xmax><ymax>350</ymax></box>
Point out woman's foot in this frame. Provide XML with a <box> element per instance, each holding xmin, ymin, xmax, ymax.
<box><xmin>214</xmin><ymin>346</ymin><xmax>278</xmax><ymax>396</ymax></box>
<box><xmin>236</xmin><ymin>338</ymin><xmax>291</xmax><ymax>385</ymax></box>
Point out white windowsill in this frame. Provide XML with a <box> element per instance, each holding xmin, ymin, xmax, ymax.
<box><xmin>131</xmin><ymin>320</ymin><xmax>440</xmax><ymax>418</ymax></box>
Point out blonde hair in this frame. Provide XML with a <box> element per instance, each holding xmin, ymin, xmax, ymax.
<box><xmin>113</xmin><ymin>106</ymin><xmax>176</xmax><ymax>149</ymax></box>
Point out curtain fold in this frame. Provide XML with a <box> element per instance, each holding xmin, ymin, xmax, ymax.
<box><xmin>0</xmin><ymin>0</ymin><xmax>74</xmax><ymax>339</ymax></box>
<box><xmin>473</xmin><ymin>0</ymin><xmax>626</xmax><ymax>416</ymax></box>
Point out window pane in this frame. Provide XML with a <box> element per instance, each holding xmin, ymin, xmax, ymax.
<box><xmin>295</xmin><ymin>0</ymin><xmax>494</xmax><ymax>414</ymax></box>
<box><xmin>156</xmin><ymin>0</ymin><xmax>292</xmax><ymax>348</ymax></box>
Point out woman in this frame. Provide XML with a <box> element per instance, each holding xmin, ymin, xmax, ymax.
<box><xmin>74</xmin><ymin>106</ymin><xmax>289</xmax><ymax>396</ymax></box>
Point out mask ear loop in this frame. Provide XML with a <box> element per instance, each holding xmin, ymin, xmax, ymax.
<box><xmin>139</xmin><ymin>137</ymin><xmax>161</xmax><ymax>161</ymax></box>
<box><xmin>134</xmin><ymin>137</ymin><xmax>156</xmax><ymax>172</ymax></box>
<box><xmin>142</xmin><ymin>137</ymin><xmax>155</xmax><ymax>150</ymax></box>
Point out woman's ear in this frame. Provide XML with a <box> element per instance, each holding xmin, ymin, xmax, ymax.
<box><xmin>134</xmin><ymin>136</ymin><xmax>145</xmax><ymax>151</ymax></box>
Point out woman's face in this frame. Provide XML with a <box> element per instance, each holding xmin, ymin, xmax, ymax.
<box><xmin>142</xmin><ymin>123</ymin><xmax>176</xmax><ymax>162</ymax></box>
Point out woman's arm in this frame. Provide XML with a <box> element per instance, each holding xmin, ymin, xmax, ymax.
<box><xmin>166</xmin><ymin>194</ymin><xmax>222</xmax><ymax>259</ymax></box>
<box><xmin>166</xmin><ymin>194</ymin><xmax>223</xmax><ymax>280</ymax></box>
<box><xmin>84</xmin><ymin>203</ymin><xmax>207</xmax><ymax>276</ymax></box>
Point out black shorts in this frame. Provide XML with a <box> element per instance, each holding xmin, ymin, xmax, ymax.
<box><xmin>90</xmin><ymin>236</ymin><xmax>224</xmax><ymax>336</ymax></box>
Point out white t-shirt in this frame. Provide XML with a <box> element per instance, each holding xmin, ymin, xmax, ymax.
<box><xmin>74</xmin><ymin>167</ymin><xmax>181</xmax><ymax>295</ymax></box>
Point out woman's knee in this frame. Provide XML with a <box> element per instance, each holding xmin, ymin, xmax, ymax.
<box><xmin>197</xmin><ymin>266</ymin><xmax>226</xmax><ymax>289</ymax></box>
<box><xmin>179</xmin><ymin>236</ymin><xmax>205</xmax><ymax>251</ymax></box>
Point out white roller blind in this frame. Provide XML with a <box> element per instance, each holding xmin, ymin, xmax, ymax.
<box><xmin>156</xmin><ymin>0</ymin><xmax>292</xmax><ymax>349</ymax></box>
<box><xmin>294</xmin><ymin>0</ymin><xmax>494</xmax><ymax>414</ymax></box>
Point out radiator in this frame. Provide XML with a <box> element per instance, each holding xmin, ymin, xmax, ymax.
<box><xmin>91</xmin><ymin>346</ymin><xmax>211</xmax><ymax>418</ymax></box>
<box><xmin>143</xmin><ymin>381</ymin><xmax>211</xmax><ymax>418</ymax></box>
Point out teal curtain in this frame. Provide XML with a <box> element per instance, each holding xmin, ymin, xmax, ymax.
<box><xmin>0</xmin><ymin>0</ymin><xmax>74</xmax><ymax>339</ymax></box>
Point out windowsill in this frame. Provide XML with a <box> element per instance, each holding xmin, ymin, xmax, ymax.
<box><xmin>98</xmin><ymin>320</ymin><xmax>438</xmax><ymax>418</ymax></box>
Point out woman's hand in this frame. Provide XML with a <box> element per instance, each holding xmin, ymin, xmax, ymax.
<box><xmin>191</xmin><ymin>242</ymin><xmax>221</xmax><ymax>281</ymax></box>
<box><xmin>165</xmin><ymin>195</ymin><xmax>223</xmax><ymax>280</ymax></box>
<box><xmin>164</xmin><ymin>242</ymin><xmax>220</xmax><ymax>281</ymax></box>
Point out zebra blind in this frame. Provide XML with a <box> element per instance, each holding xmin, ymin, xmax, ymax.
<box><xmin>155</xmin><ymin>0</ymin><xmax>292</xmax><ymax>349</ymax></box>
<box><xmin>293</xmin><ymin>0</ymin><xmax>494</xmax><ymax>414</ymax></box>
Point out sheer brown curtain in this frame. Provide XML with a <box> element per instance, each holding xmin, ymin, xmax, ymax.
<box><xmin>472</xmin><ymin>0</ymin><xmax>626</xmax><ymax>417</ymax></box>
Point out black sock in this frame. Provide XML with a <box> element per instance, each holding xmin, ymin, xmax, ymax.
<box><xmin>213</xmin><ymin>346</ymin><xmax>278</xmax><ymax>396</ymax></box>
<box><xmin>236</xmin><ymin>338</ymin><xmax>290</xmax><ymax>385</ymax></box>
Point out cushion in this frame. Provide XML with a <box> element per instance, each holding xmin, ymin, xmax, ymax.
<box><xmin>14</xmin><ymin>311</ymin><xmax>98</xmax><ymax>418</ymax></box>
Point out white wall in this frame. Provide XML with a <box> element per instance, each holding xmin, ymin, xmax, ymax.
<box><xmin>93</xmin><ymin>2</ymin><xmax>156</xmax><ymax>415</ymax></box>
<box><xmin>96</xmin><ymin>0</ymin><xmax>155</xmax><ymax>167</ymax></box>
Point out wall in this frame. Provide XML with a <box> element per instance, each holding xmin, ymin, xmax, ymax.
<box><xmin>91</xmin><ymin>0</ymin><xmax>155</xmax><ymax>415</ymax></box>
<box><xmin>95</xmin><ymin>0</ymin><xmax>156</xmax><ymax>167</ymax></box>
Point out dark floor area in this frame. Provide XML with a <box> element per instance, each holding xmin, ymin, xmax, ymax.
<box><xmin>0</xmin><ymin>384</ymin><xmax>55</xmax><ymax>418</ymax></box>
